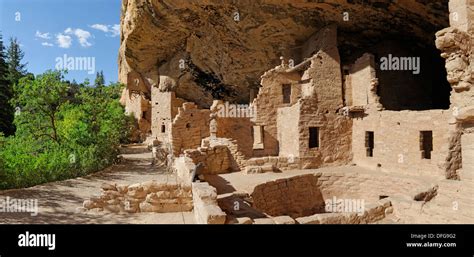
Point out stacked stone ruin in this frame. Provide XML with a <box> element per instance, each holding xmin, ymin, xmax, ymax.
<box><xmin>106</xmin><ymin>0</ymin><xmax>474</xmax><ymax>224</ymax></box>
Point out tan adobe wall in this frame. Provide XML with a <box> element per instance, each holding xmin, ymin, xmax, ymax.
<box><xmin>253</xmin><ymin>71</ymin><xmax>301</xmax><ymax>157</ymax></box>
<box><xmin>150</xmin><ymin>89</ymin><xmax>185</xmax><ymax>147</ymax></box>
<box><xmin>171</xmin><ymin>102</ymin><xmax>210</xmax><ymax>156</ymax></box>
<box><xmin>251</xmin><ymin>174</ymin><xmax>325</xmax><ymax>218</ymax></box>
<box><xmin>192</xmin><ymin>182</ymin><xmax>226</xmax><ymax>224</ymax></box>
<box><xmin>352</xmin><ymin>110</ymin><xmax>453</xmax><ymax>178</ymax></box>
<box><xmin>82</xmin><ymin>181</ymin><xmax>192</xmax><ymax>213</ymax></box>
<box><xmin>298</xmin><ymin>99</ymin><xmax>352</xmax><ymax>169</ymax></box>
<box><xmin>349</xmin><ymin>53</ymin><xmax>380</xmax><ymax>108</ymax></box>
<box><xmin>184</xmin><ymin>145</ymin><xmax>232</xmax><ymax>175</ymax></box>
<box><xmin>277</xmin><ymin>103</ymin><xmax>300</xmax><ymax>158</ymax></box>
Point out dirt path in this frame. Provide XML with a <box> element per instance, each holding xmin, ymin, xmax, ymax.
<box><xmin>0</xmin><ymin>150</ymin><xmax>195</xmax><ymax>224</ymax></box>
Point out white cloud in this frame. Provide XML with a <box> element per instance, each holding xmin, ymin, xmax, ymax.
<box><xmin>65</xmin><ymin>28</ymin><xmax>92</xmax><ymax>47</ymax></box>
<box><xmin>73</xmin><ymin>29</ymin><xmax>92</xmax><ymax>47</ymax></box>
<box><xmin>35</xmin><ymin>31</ymin><xmax>51</xmax><ymax>40</ymax></box>
<box><xmin>90</xmin><ymin>23</ymin><xmax>120</xmax><ymax>37</ymax></box>
<box><xmin>41</xmin><ymin>42</ymin><xmax>54</xmax><ymax>47</ymax></box>
<box><xmin>91</xmin><ymin>24</ymin><xmax>108</xmax><ymax>32</ymax></box>
<box><xmin>56</xmin><ymin>33</ymin><xmax>72</xmax><ymax>48</ymax></box>
<box><xmin>111</xmin><ymin>24</ymin><xmax>120</xmax><ymax>37</ymax></box>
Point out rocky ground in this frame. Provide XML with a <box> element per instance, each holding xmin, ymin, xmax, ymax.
<box><xmin>0</xmin><ymin>146</ymin><xmax>195</xmax><ymax>224</ymax></box>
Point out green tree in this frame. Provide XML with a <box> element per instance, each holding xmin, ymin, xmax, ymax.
<box><xmin>0</xmin><ymin>70</ymin><xmax>133</xmax><ymax>189</ymax></box>
<box><xmin>0</xmin><ymin>33</ymin><xmax>15</xmax><ymax>136</ymax></box>
<box><xmin>94</xmin><ymin>70</ymin><xmax>105</xmax><ymax>87</ymax></box>
<box><xmin>6</xmin><ymin>37</ymin><xmax>27</xmax><ymax>88</ymax></box>
<box><xmin>13</xmin><ymin>71</ymin><xmax>70</xmax><ymax>144</ymax></box>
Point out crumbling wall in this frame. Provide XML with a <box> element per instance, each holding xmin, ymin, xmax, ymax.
<box><xmin>183</xmin><ymin>145</ymin><xmax>232</xmax><ymax>175</ymax></box>
<box><xmin>251</xmin><ymin>174</ymin><xmax>325</xmax><ymax>218</ymax></box>
<box><xmin>171</xmin><ymin>102</ymin><xmax>210</xmax><ymax>156</ymax></box>
<box><xmin>253</xmin><ymin>71</ymin><xmax>301</xmax><ymax>157</ymax></box>
<box><xmin>192</xmin><ymin>182</ymin><xmax>226</xmax><ymax>224</ymax></box>
<box><xmin>349</xmin><ymin>53</ymin><xmax>380</xmax><ymax>108</ymax></box>
<box><xmin>82</xmin><ymin>181</ymin><xmax>192</xmax><ymax>213</ymax></box>
<box><xmin>210</xmin><ymin>100</ymin><xmax>254</xmax><ymax>158</ymax></box>
<box><xmin>435</xmin><ymin>0</ymin><xmax>473</xmax><ymax>178</ymax></box>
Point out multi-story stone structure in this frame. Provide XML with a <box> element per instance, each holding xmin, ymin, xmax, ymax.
<box><xmin>117</xmin><ymin>0</ymin><xmax>473</xmax><ymax>223</ymax></box>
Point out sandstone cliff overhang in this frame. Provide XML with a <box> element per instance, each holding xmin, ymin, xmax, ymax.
<box><xmin>118</xmin><ymin>0</ymin><xmax>449</xmax><ymax>105</ymax></box>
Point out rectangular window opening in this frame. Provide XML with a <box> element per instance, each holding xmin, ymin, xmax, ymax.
<box><xmin>365</xmin><ymin>131</ymin><xmax>374</xmax><ymax>157</ymax></box>
<box><xmin>309</xmin><ymin>127</ymin><xmax>320</xmax><ymax>148</ymax></box>
<box><xmin>420</xmin><ymin>131</ymin><xmax>433</xmax><ymax>159</ymax></box>
<box><xmin>282</xmin><ymin>84</ymin><xmax>291</xmax><ymax>104</ymax></box>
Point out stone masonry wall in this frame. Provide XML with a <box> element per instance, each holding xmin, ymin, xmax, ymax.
<box><xmin>253</xmin><ymin>70</ymin><xmax>301</xmax><ymax>157</ymax></box>
<box><xmin>150</xmin><ymin>89</ymin><xmax>185</xmax><ymax>146</ymax></box>
<box><xmin>82</xmin><ymin>181</ymin><xmax>192</xmax><ymax>213</ymax></box>
<box><xmin>192</xmin><ymin>182</ymin><xmax>226</xmax><ymax>224</ymax></box>
<box><xmin>251</xmin><ymin>174</ymin><xmax>325</xmax><ymax>218</ymax></box>
<box><xmin>171</xmin><ymin>102</ymin><xmax>210</xmax><ymax>156</ymax></box>
<box><xmin>352</xmin><ymin>110</ymin><xmax>453</xmax><ymax>178</ymax></box>
<box><xmin>297</xmin><ymin>99</ymin><xmax>352</xmax><ymax>169</ymax></box>
<box><xmin>184</xmin><ymin>145</ymin><xmax>232</xmax><ymax>175</ymax></box>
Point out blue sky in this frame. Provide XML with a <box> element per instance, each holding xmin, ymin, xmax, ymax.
<box><xmin>0</xmin><ymin>0</ymin><xmax>121</xmax><ymax>84</ymax></box>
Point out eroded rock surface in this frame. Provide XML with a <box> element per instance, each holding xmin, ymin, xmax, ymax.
<box><xmin>119</xmin><ymin>0</ymin><xmax>449</xmax><ymax>107</ymax></box>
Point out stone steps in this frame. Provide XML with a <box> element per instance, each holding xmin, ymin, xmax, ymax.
<box><xmin>119</xmin><ymin>144</ymin><xmax>151</xmax><ymax>154</ymax></box>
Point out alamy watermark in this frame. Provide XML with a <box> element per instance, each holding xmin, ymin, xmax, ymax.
<box><xmin>215</xmin><ymin>101</ymin><xmax>257</xmax><ymax>118</ymax></box>
<box><xmin>0</xmin><ymin>196</ymin><xmax>38</xmax><ymax>216</ymax></box>
<box><xmin>380</xmin><ymin>54</ymin><xmax>420</xmax><ymax>75</ymax></box>
<box><xmin>325</xmin><ymin>196</ymin><xmax>365</xmax><ymax>213</ymax></box>
<box><xmin>55</xmin><ymin>54</ymin><xmax>95</xmax><ymax>74</ymax></box>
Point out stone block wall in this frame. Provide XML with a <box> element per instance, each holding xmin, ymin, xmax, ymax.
<box><xmin>184</xmin><ymin>145</ymin><xmax>232</xmax><ymax>175</ymax></box>
<box><xmin>352</xmin><ymin>110</ymin><xmax>453</xmax><ymax>178</ymax></box>
<box><xmin>150</xmin><ymin>89</ymin><xmax>185</xmax><ymax>146</ymax></box>
<box><xmin>297</xmin><ymin>99</ymin><xmax>352</xmax><ymax>169</ymax></box>
<box><xmin>253</xmin><ymin>70</ymin><xmax>301</xmax><ymax>157</ymax></box>
<box><xmin>192</xmin><ymin>182</ymin><xmax>226</xmax><ymax>224</ymax></box>
<box><xmin>209</xmin><ymin>101</ymin><xmax>254</xmax><ymax>158</ymax></box>
<box><xmin>251</xmin><ymin>174</ymin><xmax>325</xmax><ymax>218</ymax></box>
<box><xmin>82</xmin><ymin>181</ymin><xmax>193</xmax><ymax>213</ymax></box>
<box><xmin>174</xmin><ymin>156</ymin><xmax>196</xmax><ymax>187</ymax></box>
<box><xmin>171</xmin><ymin>102</ymin><xmax>210</xmax><ymax>156</ymax></box>
<box><xmin>349</xmin><ymin>53</ymin><xmax>380</xmax><ymax>108</ymax></box>
<box><xmin>295</xmin><ymin>198</ymin><xmax>392</xmax><ymax>224</ymax></box>
<box><xmin>244</xmin><ymin>156</ymin><xmax>300</xmax><ymax>171</ymax></box>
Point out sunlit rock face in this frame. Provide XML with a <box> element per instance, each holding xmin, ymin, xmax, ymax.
<box><xmin>118</xmin><ymin>0</ymin><xmax>449</xmax><ymax>107</ymax></box>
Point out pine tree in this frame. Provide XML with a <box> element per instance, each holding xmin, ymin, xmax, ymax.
<box><xmin>0</xmin><ymin>33</ymin><xmax>15</xmax><ymax>136</ymax></box>
<box><xmin>94</xmin><ymin>70</ymin><xmax>105</xmax><ymax>87</ymax></box>
<box><xmin>6</xmin><ymin>37</ymin><xmax>27</xmax><ymax>88</ymax></box>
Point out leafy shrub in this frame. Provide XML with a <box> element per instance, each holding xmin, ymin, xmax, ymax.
<box><xmin>0</xmin><ymin>71</ymin><xmax>131</xmax><ymax>190</ymax></box>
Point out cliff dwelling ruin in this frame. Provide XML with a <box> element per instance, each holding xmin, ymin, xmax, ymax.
<box><xmin>112</xmin><ymin>0</ymin><xmax>473</xmax><ymax>224</ymax></box>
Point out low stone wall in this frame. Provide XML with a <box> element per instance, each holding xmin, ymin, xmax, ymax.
<box><xmin>192</xmin><ymin>182</ymin><xmax>226</xmax><ymax>224</ymax></box>
<box><xmin>82</xmin><ymin>181</ymin><xmax>192</xmax><ymax>213</ymax></box>
<box><xmin>184</xmin><ymin>145</ymin><xmax>232</xmax><ymax>174</ymax></box>
<box><xmin>227</xmin><ymin>168</ymin><xmax>435</xmax><ymax>224</ymax></box>
<box><xmin>244</xmin><ymin>156</ymin><xmax>300</xmax><ymax>172</ymax></box>
<box><xmin>295</xmin><ymin>198</ymin><xmax>392</xmax><ymax>224</ymax></box>
<box><xmin>251</xmin><ymin>174</ymin><xmax>325</xmax><ymax>218</ymax></box>
<box><xmin>174</xmin><ymin>156</ymin><xmax>196</xmax><ymax>187</ymax></box>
